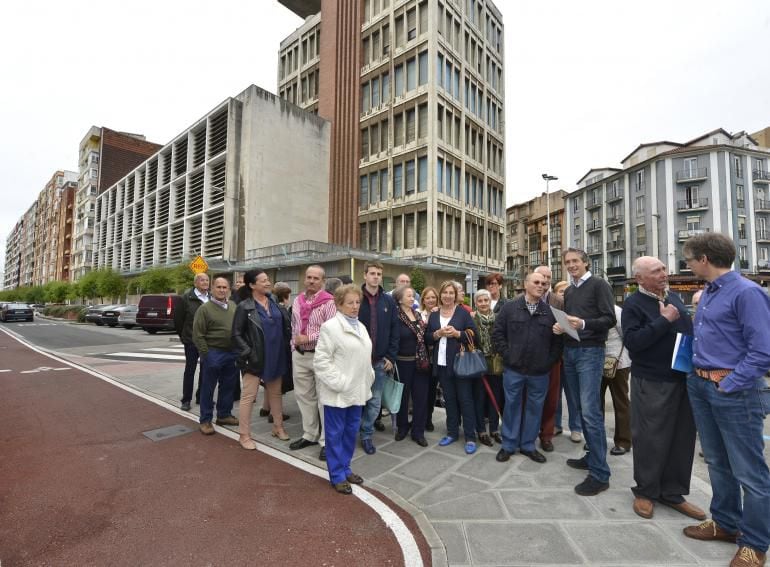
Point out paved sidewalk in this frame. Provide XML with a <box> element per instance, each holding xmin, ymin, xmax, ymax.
<box><xmin>58</xmin><ymin>343</ymin><xmax>743</xmax><ymax>567</ymax></box>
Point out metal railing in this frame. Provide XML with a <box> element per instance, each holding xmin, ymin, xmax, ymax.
<box><xmin>676</xmin><ymin>167</ymin><xmax>708</xmax><ymax>182</ymax></box>
<box><xmin>676</xmin><ymin>198</ymin><xmax>709</xmax><ymax>210</ymax></box>
<box><xmin>678</xmin><ymin>228</ymin><xmax>711</xmax><ymax>239</ymax></box>
<box><xmin>606</xmin><ymin>239</ymin><xmax>625</xmax><ymax>250</ymax></box>
<box><xmin>752</xmin><ymin>169</ymin><xmax>770</xmax><ymax>182</ymax></box>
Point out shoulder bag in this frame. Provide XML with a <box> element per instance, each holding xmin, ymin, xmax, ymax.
<box><xmin>453</xmin><ymin>329</ymin><xmax>488</xmax><ymax>379</ymax></box>
<box><xmin>381</xmin><ymin>364</ymin><xmax>405</xmax><ymax>414</ymax></box>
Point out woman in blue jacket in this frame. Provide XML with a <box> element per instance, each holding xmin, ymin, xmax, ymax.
<box><xmin>426</xmin><ymin>280</ymin><xmax>480</xmax><ymax>454</ymax></box>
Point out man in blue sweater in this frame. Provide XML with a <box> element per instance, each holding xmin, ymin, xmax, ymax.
<box><xmin>358</xmin><ymin>261</ymin><xmax>400</xmax><ymax>455</ymax></box>
<box><xmin>622</xmin><ymin>256</ymin><xmax>705</xmax><ymax>522</ymax></box>
<box><xmin>555</xmin><ymin>248</ymin><xmax>616</xmax><ymax>496</ymax></box>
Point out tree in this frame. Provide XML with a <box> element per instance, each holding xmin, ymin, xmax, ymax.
<box><xmin>97</xmin><ymin>269</ymin><xmax>126</xmax><ymax>302</ymax></box>
<box><xmin>78</xmin><ymin>271</ymin><xmax>101</xmax><ymax>302</ymax></box>
<box><xmin>171</xmin><ymin>263</ymin><xmax>196</xmax><ymax>293</ymax></box>
<box><xmin>43</xmin><ymin>281</ymin><xmax>70</xmax><ymax>304</ymax></box>
<box><xmin>23</xmin><ymin>286</ymin><xmax>46</xmax><ymax>305</ymax></box>
<box><xmin>66</xmin><ymin>281</ymin><xmax>81</xmax><ymax>302</ymax></box>
<box><xmin>410</xmin><ymin>266</ymin><xmax>426</xmax><ymax>294</ymax></box>
<box><xmin>137</xmin><ymin>267</ymin><xmax>175</xmax><ymax>294</ymax></box>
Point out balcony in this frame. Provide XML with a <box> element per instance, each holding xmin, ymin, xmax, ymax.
<box><xmin>678</xmin><ymin>228</ymin><xmax>711</xmax><ymax>240</ymax></box>
<box><xmin>757</xmin><ymin>230</ymin><xmax>770</xmax><ymax>243</ymax></box>
<box><xmin>736</xmin><ymin>199</ymin><xmax>745</xmax><ymax>209</ymax></box>
<box><xmin>675</xmin><ymin>167</ymin><xmax>708</xmax><ymax>183</ymax></box>
<box><xmin>606</xmin><ymin>191</ymin><xmax>623</xmax><ymax>203</ymax></box>
<box><xmin>757</xmin><ymin>261</ymin><xmax>770</xmax><ymax>273</ymax></box>
<box><xmin>586</xmin><ymin>198</ymin><xmax>602</xmax><ymax>210</ymax></box>
<box><xmin>606</xmin><ymin>215</ymin><xmax>624</xmax><ymax>227</ymax></box>
<box><xmin>606</xmin><ymin>265</ymin><xmax>626</xmax><ymax>278</ymax></box>
<box><xmin>606</xmin><ymin>239</ymin><xmax>625</xmax><ymax>251</ymax></box>
<box><xmin>756</xmin><ymin>199</ymin><xmax>770</xmax><ymax>212</ymax></box>
<box><xmin>752</xmin><ymin>169</ymin><xmax>770</xmax><ymax>184</ymax></box>
<box><xmin>586</xmin><ymin>244</ymin><xmax>602</xmax><ymax>255</ymax></box>
<box><xmin>676</xmin><ymin>198</ymin><xmax>709</xmax><ymax>212</ymax></box>
<box><xmin>587</xmin><ymin>219</ymin><xmax>602</xmax><ymax>232</ymax></box>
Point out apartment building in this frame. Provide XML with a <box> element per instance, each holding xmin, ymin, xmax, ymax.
<box><xmin>31</xmin><ymin>171</ymin><xmax>78</xmax><ymax>287</ymax></box>
<box><xmin>71</xmin><ymin>127</ymin><xmax>162</xmax><ymax>281</ymax></box>
<box><xmin>55</xmin><ymin>181</ymin><xmax>77</xmax><ymax>282</ymax></box>
<box><xmin>93</xmin><ymin>85</ymin><xmax>330</xmax><ymax>274</ymax></box>
<box><xmin>3</xmin><ymin>219</ymin><xmax>23</xmax><ymax>290</ymax></box>
<box><xmin>566</xmin><ymin>127</ymin><xmax>770</xmax><ymax>298</ymax></box>
<box><xmin>278</xmin><ymin>0</ymin><xmax>506</xmax><ymax>274</ymax></box>
<box><xmin>506</xmin><ymin>190</ymin><xmax>568</xmax><ymax>287</ymax></box>
<box><xmin>19</xmin><ymin>203</ymin><xmax>37</xmax><ymax>288</ymax></box>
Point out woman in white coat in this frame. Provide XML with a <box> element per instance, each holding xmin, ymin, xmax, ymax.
<box><xmin>314</xmin><ymin>284</ymin><xmax>375</xmax><ymax>495</ymax></box>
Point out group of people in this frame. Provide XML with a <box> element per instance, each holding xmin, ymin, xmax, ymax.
<box><xmin>173</xmin><ymin>232</ymin><xmax>770</xmax><ymax>567</ymax></box>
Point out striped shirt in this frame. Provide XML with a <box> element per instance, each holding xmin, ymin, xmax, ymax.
<box><xmin>290</xmin><ymin>291</ymin><xmax>337</xmax><ymax>352</ymax></box>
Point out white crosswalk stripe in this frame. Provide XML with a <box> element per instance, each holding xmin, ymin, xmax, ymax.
<box><xmin>98</xmin><ymin>344</ymin><xmax>186</xmax><ymax>362</ymax></box>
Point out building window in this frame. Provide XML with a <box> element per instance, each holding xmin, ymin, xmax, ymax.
<box><xmin>686</xmin><ymin>215</ymin><xmax>701</xmax><ymax>232</ymax></box>
<box><xmin>635</xmin><ymin>196</ymin><xmax>645</xmax><ymax>216</ymax></box>
<box><xmin>636</xmin><ymin>170</ymin><xmax>644</xmax><ymax>191</ymax></box>
<box><xmin>736</xmin><ymin>184</ymin><xmax>744</xmax><ymax>207</ymax></box>
<box><xmin>734</xmin><ymin>155</ymin><xmax>743</xmax><ymax>178</ymax></box>
<box><xmin>418</xmin><ymin>51</ymin><xmax>428</xmax><ymax>85</ymax></box>
<box><xmin>417</xmin><ymin>156</ymin><xmax>427</xmax><ymax>192</ymax></box>
<box><xmin>360</xmin><ymin>175</ymin><xmax>369</xmax><ymax>209</ymax></box>
<box><xmin>405</xmin><ymin>159</ymin><xmax>415</xmax><ymax>194</ymax></box>
<box><xmin>393</xmin><ymin>164</ymin><xmax>403</xmax><ymax>198</ymax></box>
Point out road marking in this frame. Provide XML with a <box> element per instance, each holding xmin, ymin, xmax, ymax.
<box><xmin>0</xmin><ymin>327</ymin><xmax>423</xmax><ymax>567</ymax></box>
<box><xmin>0</xmin><ymin>369</ymin><xmax>11</xmax><ymax>373</ymax></box>
<box><xmin>143</xmin><ymin>347</ymin><xmax>185</xmax><ymax>353</ymax></box>
<box><xmin>102</xmin><ymin>352</ymin><xmax>186</xmax><ymax>361</ymax></box>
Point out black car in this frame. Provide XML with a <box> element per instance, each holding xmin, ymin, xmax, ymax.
<box><xmin>84</xmin><ymin>304</ymin><xmax>120</xmax><ymax>326</ymax></box>
<box><xmin>1</xmin><ymin>303</ymin><xmax>34</xmax><ymax>322</ymax></box>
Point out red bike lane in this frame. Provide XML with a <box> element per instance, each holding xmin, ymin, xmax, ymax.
<box><xmin>0</xmin><ymin>330</ymin><xmax>431</xmax><ymax>566</ymax></box>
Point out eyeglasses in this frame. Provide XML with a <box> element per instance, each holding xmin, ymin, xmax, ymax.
<box><xmin>531</xmin><ymin>281</ymin><xmax>548</xmax><ymax>286</ymax></box>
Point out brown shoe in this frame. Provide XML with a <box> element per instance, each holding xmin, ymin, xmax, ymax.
<box><xmin>662</xmin><ymin>499</ymin><xmax>707</xmax><ymax>521</ymax></box>
<box><xmin>346</xmin><ymin>473</ymin><xmax>364</xmax><ymax>485</ymax></box>
<box><xmin>683</xmin><ymin>519</ymin><xmax>738</xmax><ymax>543</ymax></box>
<box><xmin>215</xmin><ymin>415</ymin><xmax>239</xmax><ymax>426</ymax></box>
<box><xmin>333</xmin><ymin>481</ymin><xmax>352</xmax><ymax>495</ymax></box>
<box><xmin>200</xmin><ymin>421</ymin><xmax>215</xmax><ymax>435</ymax></box>
<box><xmin>633</xmin><ymin>497</ymin><xmax>654</xmax><ymax>519</ymax></box>
<box><xmin>730</xmin><ymin>547</ymin><xmax>766</xmax><ymax>567</ymax></box>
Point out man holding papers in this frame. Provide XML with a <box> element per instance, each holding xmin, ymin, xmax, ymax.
<box><xmin>681</xmin><ymin>233</ymin><xmax>770</xmax><ymax>567</ymax></box>
<box><xmin>554</xmin><ymin>248</ymin><xmax>616</xmax><ymax>496</ymax></box>
<box><xmin>621</xmin><ymin>256</ymin><xmax>705</xmax><ymax>522</ymax></box>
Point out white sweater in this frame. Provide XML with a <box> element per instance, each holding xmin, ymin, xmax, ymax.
<box><xmin>314</xmin><ymin>312</ymin><xmax>375</xmax><ymax>408</ymax></box>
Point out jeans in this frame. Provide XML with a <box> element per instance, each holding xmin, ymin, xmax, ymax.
<box><xmin>199</xmin><ymin>348</ymin><xmax>239</xmax><ymax>424</ymax></box>
<box><xmin>687</xmin><ymin>375</ymin><xmax>770</xmax><ymax>553</ymax></box>
<box><xmin>437</xmin><ymin>365</ymin><xmax>478</xmax><ymax>441</ymax></box>
<box><xmin>324</xmin><ymin>405</ymin><xmax>362</xmax><ymax>485</ymax></box>
<box><xmin>560</xmin><ymin>362</ymin><xmax>582</xmax><ymax>433</ymax></box>
<box><xmin>360</xmin><ymin>360</ymin><xmax>387</xmax><ymax>441</ymax></box>
<box><xmin>501</xmin><ymin>369</ymin><xmax>549</xmax><ymax>453</ymax></box>
<box><xmin>181</xmin><ymin>341</ymin><xmax>201</xmax><ymax>403</ymax></box>
<box><xmin>563</xmin><ymin>346</ymin><xmax>610</xmax><ymax>483</ymax></box>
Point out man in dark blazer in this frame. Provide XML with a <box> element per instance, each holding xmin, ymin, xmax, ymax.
<box><xmin>174</xmin><ymin>273</ymin><xmax>209</xmax><ymax>411</ymax></box>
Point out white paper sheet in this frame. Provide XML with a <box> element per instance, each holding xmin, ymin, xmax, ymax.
<box><xmin>550</xmin><ymin>306</ymin><xmax>581</xmax><ymax>341</ymax></box>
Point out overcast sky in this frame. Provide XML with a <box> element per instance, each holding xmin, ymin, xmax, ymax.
<box><xmin>2</xmin><ymin>0</ymin><xmax>769</xmax><ymax>273</ymax></box>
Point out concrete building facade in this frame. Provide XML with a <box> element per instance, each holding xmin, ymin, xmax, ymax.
<box><xmin>71</xmin><ymin>127</ymin><xmax>162</xmax><ymax>281</ymax></box>
<box><xmin>93</xmin><ymin>85</ymin><xmax>330</xmax><ymax>274</ymax></box>
<box><xmin>566</xmin><ymin>127</ymin><xmax>770</xmax><ymax>299</ymax></box>
<box><xmin>506</xmin><ymin>190</ymin><xmax>568</xmax><ymax>287</ymax></box>
<box><xmin>278</xmin><ymin>0</ymin><xmax>506</xmax><ymax>274</ymax></box>
<box><xmin>3</xmin><ymin>219</ymin><xmax>24</xmax><ymax>290</ymax></box>
<box><xmin>32</xmin><ymin>171</ymin><xmax>78</xmax><ymax>287</ymax></box>
<box><xmin>19</xmin><ymin>203</ymin><xmax>37</xmax><ymax>288</ymax></box>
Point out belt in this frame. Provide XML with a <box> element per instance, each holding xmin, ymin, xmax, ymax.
<box><xmin>397</xmin><ymin>355</ymin><xmax>416</xmax><ymax>362</ymax></box>
<box><xmin>694</xmin><ymin>368</ymin><xmax>732</xmax><ymax>383</ymax></box>
<box><xmin>295</xmin><ymin>347</ymin><xmax>315</xmax><ymax>355</ymax></box>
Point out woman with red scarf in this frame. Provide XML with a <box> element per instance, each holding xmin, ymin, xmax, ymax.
<box><xmin>393</xmin><ymin>286</ymin><xmax>431</xmax><ymax>447</ymax></box>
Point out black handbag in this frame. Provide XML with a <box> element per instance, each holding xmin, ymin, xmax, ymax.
<box><xmin>453</xmin><ymin>329</ymin><xmax>488</xmax><ymax>379</ymax></box>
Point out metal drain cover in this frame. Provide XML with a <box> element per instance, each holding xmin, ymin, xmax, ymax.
<box><xmin>143</xmin><ymin>424</ymin><xmax>195</xmax><ymax>442</ymax></box>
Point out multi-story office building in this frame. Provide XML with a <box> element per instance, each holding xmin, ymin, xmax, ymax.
<box><xmin>71</xmin><ymin>127</ymin><xmax>161</xmax><ymax>281</ymax></box>
<box><xmin>93</xmin><ymin>85</ymin><xmax>330</xmax><ymax>274</ymax></box>
<box><xmin>278</xmin><ymin>0</ymin><xmax>506</xmax><ymax>274</ymax></box>
<box><xmin>506</xmin><ymin>190</ymin><xmax>567</xmax><ymax>287</ymax></box>
<box><xmin>566</xmin><ymin>127</ymin><xmax>770</xmax><ymax>298</ymax></box>
<box><xmin>32</xmin><ymin>171</ymin><xmax>78</xmax><ymax>287</ymax></box>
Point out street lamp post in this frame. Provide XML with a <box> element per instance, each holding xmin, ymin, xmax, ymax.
<box><xmin>542</xmin><ymin>174</ymin><xmax>558</xmax><ymax>273</ymax></box>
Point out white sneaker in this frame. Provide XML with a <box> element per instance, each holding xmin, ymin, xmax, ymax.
<box><xmin>570</xmin><ymin>431</ymin><xmax>583</xmax><ymax>443</ymax></box>
<box><xmin>381</xmin><ymin>408</ymin><xmax>391</xmax><ymax>417</ymax></box>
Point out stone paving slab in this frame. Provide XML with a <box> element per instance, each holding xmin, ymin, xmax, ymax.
<box><xmin>465</xmin><ymin>522</ymin><xmax>584</xmax><ymax>566</ymax></box>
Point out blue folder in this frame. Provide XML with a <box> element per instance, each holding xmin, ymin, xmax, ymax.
<box><xmin>671</xmin><ymin>333</ymin><xmax>694</xmax><ymax>373</ymax></box>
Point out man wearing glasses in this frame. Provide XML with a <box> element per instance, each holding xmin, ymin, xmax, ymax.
<box><xmin>492</xmin><ymin>271</ymin><xmax>563</xmax><ymax>464</ymax></box>
<box><xmin>681</xmin><ymin>233</ymin><xmax>770</xmax><ymax>567</ymax></box>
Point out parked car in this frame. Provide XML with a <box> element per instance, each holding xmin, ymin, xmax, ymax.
<box><xmin>84</xmin><ymin>304</ymin><xmax>120</xmax><ymax>326</ymax></box>
<box><xmin>1</xmin><ymin>302</ymin><xmax>34</xmax><ymax>322</ymax></box>
<box><xmin>136</xmin><ymin>295</ymin><xmax>180</xmax><ymax>334</ymax></box>
<box><xmin>102</xmin><ymin>305</ymin><xmax>138</xmax><ymax>328</ymax></box>
<box><xmin>117</xmin><ymin>305</ymin><xmax>139</xmax><ymax>329</ymax></box>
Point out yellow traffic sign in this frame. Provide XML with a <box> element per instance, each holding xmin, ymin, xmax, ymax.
<box><xmin>189</xmin><ymin>255</ymin><xmax>209</xmax><ymax>274</ymax></box>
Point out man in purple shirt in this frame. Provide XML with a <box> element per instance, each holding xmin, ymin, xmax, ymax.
<box><xmin>681</xmin><ymin>232</ymin><xmax>770</xmax><ymax>567</ymax></box>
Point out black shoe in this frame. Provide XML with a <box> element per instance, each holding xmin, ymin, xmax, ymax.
<box><xmin>567</xmin><ymin>455</ymin><xmax>590</xmax><ymax>470</ymax></box>
<box><xmin>268</xmin><ymin>413</ymin><xmax>290</xmax><ymax>424</ymax></box>
<box><xmin>479</xmin><ymin>433</ymin><xmax>494</xmax><ymax>447</ymax></box>
<box><xmin>491</xmin><ymin>432</ymin><xmax>502</xmax><ymax>444</ymax></box>
<box><xmin>374</xmin><ymin>419</ymin><xmax>385</xmax><ymax>432</ymax></box>
<box><xmin>496</xmin><ymin>448</ymin><xmax>513</xmax><ymax>462</ymax></box>
<box><xmin>610</xmin><ymin>446</ymin><xmax>629</xmax><ymax>456</ymax></box>
<box><xmin>180</xmin><ymin>401</ymin><xmax>191</xmax><ymax>411</ymax></box>
<box><xmin>289</xmin><ymin>438</ymin><xmax>318</xmax><ymax>450</ymax></box>
<box><xmin>395</xmin><ymin>431</ymin><xmax>407</xmax><ymax>441</ymax></box>
<box><xmin>413</xmin><ymin>437</ymin><xmax>428</xmax><ymax>447</ymax></box>
<box><xmin>195</xmin><ymin>398</ymin><xmax>200</xmax><ymax>405</ymax></box>
<box><xmin>259</xmin><ymin>409</ymin><xmax>270</xmax><ymax>417</ymax></box>
<box><xmin>541</xmin><ymin>440</ymin><xmax>554</xmax><ymax>452</ymax></box>
<box><xmin>575</xmin><ymin>475</ymin><xmax>609</xmax><ymax>496</ymax></box>
<box><xmin>521</xmin><ymin>449</ymin><xmax>547</xmax><ymax>463</ymax></box>
<box><xmin>425</xmin><ymin>422</ymin><xmax>435</xmax><ymax>432</ymax></box>
<box><xmin>319</xmin><ymin>447</ymin><xmax>326</xmax><ymax>461</ymax></box>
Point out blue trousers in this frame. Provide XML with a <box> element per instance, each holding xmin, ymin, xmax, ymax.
<box><xmin>563</xmin><ymin>346</ymin><xmax>610</xmax><ymax>483</ymax></box>
<box><xmin>688</xmin><ymin>375</ymin><xmax>770</xmax><ymax>553</ymax></box>
<box><xmin>556</xmin><ymin>362</ymin><xmax>582</xmax><ymax>433</ymax></box>
<box><xmin>395</xmin><ymin>360</ymin><xmax>430</xmax><ymax>440</ymax></box>
<box><xmin>199</xmin><ymin>348</ymin><xmax>239</xmax><ymax>424</ymax></box>
<box><xmin>437</xmin><ymin>365</ymin><xmax>478</xmax><ymax>441</ymax></box>
<box><xmin>181</xmin><ymin>341</ymin><xmax>201</xmax><ymax>403</ymax></box>
<box><xmin>360</xmin><ymin>360</ymin><xmax>387</xmax><ymax>440</ymax></box>
<box><xmin>325</xmin><ymin>405</ymin><xmax>362</xmax><ymax>485</ymax></box>
<box><xmin>501</xmin><ymin>369</ymin><xmax>549</xmax><ymax>452</ymax></box>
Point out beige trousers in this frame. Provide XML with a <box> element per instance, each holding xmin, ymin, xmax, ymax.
<box><xmin>240</xmin><ymin>373</ymin><xmax>285</xmax><ymax>438</ymax></box>
<box><xmin>291</xmin><ymin>350</ymin><xmax>325</xmax><ymax>446</ymax></box>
